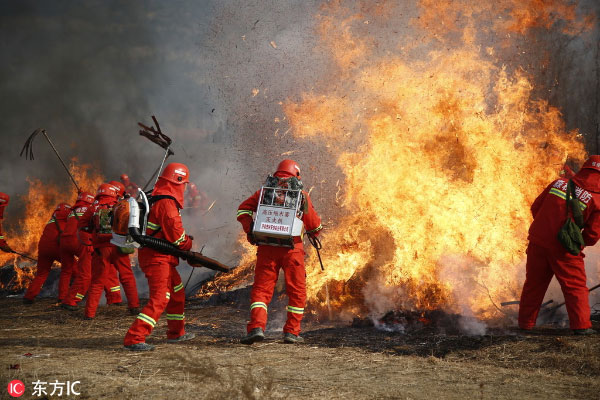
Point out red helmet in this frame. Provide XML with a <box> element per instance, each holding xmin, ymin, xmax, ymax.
<box><xmin>159</xmin><ymin>163</ymin><xmax>189</xmax><ymax>184</ymax></box>
<box><xmin>120</xmin><ymin>174</ymin><xmax>129</xmax><ymax>181</ymax></box>
<box><xmin>97</xmin><ymin>183</ymin><xmax>118</xmax><ymax>198</ymax></box>
<box><xmin>276</xmin><ymin>159</ymin><xmax>301</xmax><ymax>178</ymax></box>
<box><xmin>0</xmin><ymin>192</ymin><xmax>9</xmax><ymax>206</ymax></box>
<box><xmin>77</xmin><ymin>191</ymin><xmax>95</xmax><ymax>204</ymax></box>
<box><xmin>109</xmin><ymin>180</ymin><xmax>126</xmax><ymax>197</ymax></box>
<box><xmin>55</xmin><ymin>203</ymin><xmax>72</xmax><ymax>213</ymax></box>
<box><xmin>581</xmin><ymin>156</ymin><xmax>600</xmax><ymax>172</ymax></box>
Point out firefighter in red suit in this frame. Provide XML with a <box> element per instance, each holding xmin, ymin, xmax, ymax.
<box><xmin>23</xmin><ymin>203</ymin><xmax>72</xmax><ymax>303</ymax></box>
<box><xmin>60</xmin><ymin>191</ymin><xmax>121</xmax><ymax>309</ymax></box>
<box><xmin>120</xmin><ymin>174</ymin><xmax>139</xmax><ymax>197</ymax></box>
<box><xmin>59</xmin><ymin>192</ymin><xmax>120</xmax><ymax>308</ymax></box>
<box><xmin>0</xmin><ymin>192</ymin><xmax>11</xmax><ymax>252</ymax></box>
<box><xmin>237</xmin><ymin>159</ymin><xmax>322</xmax><ymax>344</ymax></box>
<box><xmin>79</xmin><ymin>184</ymin><xmax>140</xmax><ymax>318</ymax></box>
<box><xmin>107</xmin><ymin>179</ymin><xmax>140</xmax><ymax>306</ymax></box>
<box><xmin>123</xmin><ymin>162</ymin><xmax>196</xmax><ymax>351</ymax></box>
<box><xmin>519</xmin><ymin>156</ymin><xmax>600</xmax><ymax>335</ymax></box>
<box><xmin>57</xmin><ymin>191</ymin><xmax>95</xmax><ymax>301</ymax></box>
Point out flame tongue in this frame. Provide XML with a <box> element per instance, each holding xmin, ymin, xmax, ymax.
<box><xmin>282</xmin><ymin>2</ymin><xmax>588</xmax><ymax>320</ymax></box>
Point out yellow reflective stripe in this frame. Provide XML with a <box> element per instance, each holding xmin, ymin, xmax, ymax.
<box><xmin>173</xmin><ymin>283</ymin><xmax>184</xmax><ymax>292</ymax></box>
<box><xmin>47</xmin><ymin>218</ymin><xmax>56</xmax><ymax>224</ymax></box>
<box><xmin>0</xmin><ymin>235</ymin><xmax>4</xmax><ymax>240</ymax></box>
<box><xmin>166</xmin><ymin>292</ymin><xmax>171</xmax><ymax>299</ymax></box>
<box><xmin>250</xmin><ymin>302</ymin><xmax>267</xmax><ymax>311</ymax></box>
<box><xmin>137</xmin><ymin>313</ymin><xmax>156</xmax><ymax>327</ymax></box>
<box><xmin>75</xmin><ymin>293</ymin><xmax>84</xmax><ymax>300</ymax></box>
<box><xmin>237</xmin><ymin>210</ymin><xmax>253</xmax><ymax>217</ymax></box>
<box><xmin>166</xmin><ymin>313</ymin><xmax>185</xmax><ymax>320</ymax></box>
<box><xmin>172</xmin><ymin>232</ymin><xmax>186</xmax><ymax>246</ymax></box>
<box><xmin>549</xmin><ymin>188</ymin><xmax>587</xmax><ymax>210</ymax></box>
<box><xmin>549</xmin><ymin>188</ymin><xmax>566</xmax><ymax>200</ymax></box>
<box><xmin>110</xmin><ymin>286</ymin><xmax>121</xmax><ymax>292</ymax></box>
<box><xmin>286</xmin><ymin>306</ymin><xmax>304</xmax><ymax>314</ymax></box>
<box><xmin>306</xmin><ymin>224</ymin><xmax>323</xmax><ymax>234</ymax></box>
<box><xmin>147</xmin><ymin>221</ymin><xmax>160</xmax><ymax>230</ymax></box>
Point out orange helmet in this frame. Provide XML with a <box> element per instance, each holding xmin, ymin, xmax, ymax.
<box><xmin>77</xmin><ymin>191</ymin><xmax>95</xmax><ymax>204</ymax></box>
<box><xmin>159</xmin><ymin>162</ymin><xmax>189</xmax><ymax>184</ymax></box>
<box><xmin>109</xmin><ymin>180</ymin><xmax>126</xmax><ymax>197</ymax></box>
<box><xmin>276</xmin><ymin>159</ymin><xmax>301</xmax><ymax>178</ymax></box>
<box><xmin>120</xmin><ymin>174</ymin><xmax>129</xmax><ymax>181</ymax></box>
<box><xmin>97</xmin><ymin>183</ymin><xmax>118</xmax><ymax>198</ymax></box>
<box><xmin>581</xmin><ymin>156</ymin><xmax>600</xmax><ymax>172</ymax></box>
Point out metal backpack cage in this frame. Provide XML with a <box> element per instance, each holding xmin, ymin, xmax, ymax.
<box><xmin>251</xmin><ymin>177</ymin><xmax>305</xmax><ymax>248</ymax></box>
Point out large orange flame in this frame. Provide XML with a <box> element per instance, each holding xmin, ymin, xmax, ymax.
<box><xmin>0</xmin><ymin>159</ymin><xmax>104</xmax><ymax>289</ymax></box>
<box><xmin>206</xmin><ymin>1</ymin><xmax>594</xmax><ymax>323</ymax></box>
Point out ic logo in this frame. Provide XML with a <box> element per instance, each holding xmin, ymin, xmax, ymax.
<box><xmin>7</xmin><ymin>380</ymin><xmax>25</xmax><ymax>397</ymax></box>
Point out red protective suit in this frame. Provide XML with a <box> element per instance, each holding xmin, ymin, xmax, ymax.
<box><xmin>24</xmin><ymin>203</ymin><xmax>71</xmax><ymax>301</ymax></box>
<box><xmin>79</xmin><ymin>195</ymin><xmax>139</xmax><ymax>318</ymax></box>
<box><xmin>236</xmin><ymin>172</ymin><xmax>322</xmax><ymax>336</ymax></box>
<box><xmin>60</xmin><ymin>201</ymin><xmax>121</xmax><ymax>306</ymax></box>
<box><xmin>124</xmin><ymin>174</ymin><xmax>193</xmax><ymax>346</ymax></box>
<box><xmin>519</xmin><ymin>166</ymin><xmax>600</xmax><ymax>330</ymax></box>
<box><xmin>0</xmin><ymin>192</ymin><xmax>9</xmax><ymax>250</ymax></box>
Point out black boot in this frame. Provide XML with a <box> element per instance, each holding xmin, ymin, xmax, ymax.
<box><xmin>241</xmin><ymin>328</ymin><xmax>264</xmax><ymax>345</ymax></box>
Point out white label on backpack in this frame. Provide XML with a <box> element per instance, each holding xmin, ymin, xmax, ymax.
<box><xmin>260</xmin><ymin>222</ymin><xmax>290</xmax><ymax>234</ymax></box>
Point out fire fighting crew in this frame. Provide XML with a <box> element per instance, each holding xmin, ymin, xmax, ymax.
<box><xmin>519</xmin><ymin>156</ymin><xmax>600</xmax><ymax>335</ymax></box>
<box><xmin>124</xmin><ymin>162</ymin><xmax>195</xmax><ymax>351</ymax></box>
<box><xmin>79</xmin><ymin>183</ymin><xmax>140</xmax><ymax>318</ymax></box>
<box><xmin>120</xmin><ymin>174</ymin><xmax>139</xmax><ymax>197</ymax></box>
<box><xmin>0</xmin><ymin>192</ymin><xmax>11</xmax><ymax>252</ymax></box>
<box><xmin>23</xmin><ymin>203</ymin><xmax>72</xmax><ymax>303</ymax></box>
<box><xmin>237</xmin><ymin>159</ymin><xmax>322</xmax><ymax>344</ymax></box>
<box><xmin>59</xmin><ymin>191</ymin><xmax>121</xmax><ymax>310</ymax></box>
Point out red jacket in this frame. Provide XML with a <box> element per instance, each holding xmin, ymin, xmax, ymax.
<box><xmin>78</xmin><ymin>196</ymin><xmax>117</xmax><ymax>249</ymax></box>
<box><xmin>0</xmin><ymin>192</ymin><xmax>9</xmax><ymax>244</ymax></box>
<box><xmin>237</xmin><ymin>187</ymin><xmax>322</xmax><ymax>249</ymax></box>
<box><xmin>39</xmin><ymin>204</ymin><xmax>71</xmax><ymax>252</ymax></box>
<box><xmin>61</xmin><ymin>202</ymin><xmax>93</xmax><ymax>251</ymax></box>
<box><xmin>138</xmin><ymin>180</ymin><xmax>192</xmax><ymax>266</ymax></box>
<box><xmin>528</xmin><ymin>168</ymin><xmax>600</xmax><ymax>252</ymax></box>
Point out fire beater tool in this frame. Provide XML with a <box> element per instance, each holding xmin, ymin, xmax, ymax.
<box><xmin>540</xmin><ymin>283</ymin><xmax>600</xmax><ymax>317</ymax></box>
<box><xmin>501</xmin><ymin>299</ymin><xmax>553</xmax><ymax>308</ymax></box>
<box><xmin>138</xmin><ymin>116</ymin><xmax>174</xmax><ymax>191</ymax></box>
<box><xmin>307</xmin><ymin>233</ymin><xmax>325</xmax><ymax>271</ymax></box>
<box><xmin>1</xmin><ymin>248</ymin><xmax>37</xmax><ymax>263</ymax></box>
<box><xmin>20</xmin><ymin>129</ymin><xmax>81</xmax><ymax>192</ymax></box>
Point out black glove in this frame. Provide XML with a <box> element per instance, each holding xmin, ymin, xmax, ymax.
<box><xmin>246</xmin><ymin>233</ymin><xmax>256</xmax><ymax>246</ymax></box>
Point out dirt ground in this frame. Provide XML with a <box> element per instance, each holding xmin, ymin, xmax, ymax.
<box><xmin>1</xmin><ymin>297</ymin><xmax>599</xmax><ymax>400</ymax></box>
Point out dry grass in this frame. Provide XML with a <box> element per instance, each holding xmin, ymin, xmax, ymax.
<box><xmin>1</xmin><ymin>298</ymin><xmax>599</xmax><ymax>399</ymax></box>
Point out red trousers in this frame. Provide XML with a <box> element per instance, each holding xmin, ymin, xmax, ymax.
<box><xmin>61</xmin><ymin>246</ymin><xmax>121</xmax><ymax>306</ymax></box>
<box><xmin>85</xmin><ymin>247</ymin><xmax>139</xmax><ymax>318</ymax></box>
<box><xmin>124</xmin><ymin>259</ymin><xmax>185</xmax><ymax>345</ymax></box>
<box><xmin>519</xmin><ymin>242</ymin><xmax>592</xmax><ymax>330</ymax></box>
<box><xmin>24</xmin><ymin>246</ymin><xmax>60</xmax><ymax>301</ymax></box>
<box><xmin>247</xmin><ymin>246</ymin><xmax>306</xmax><ymax>335</ymax></box>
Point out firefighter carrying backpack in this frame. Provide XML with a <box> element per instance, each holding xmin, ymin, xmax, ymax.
<box><xmin>111</xmin><ymin>190</ymin><xmax>176</xmax><ymax>251</ymax></box>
